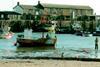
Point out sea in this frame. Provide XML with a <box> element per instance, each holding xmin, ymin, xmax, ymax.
<box><xmin>0</xmin><ymin>32</ymin><xmax>100</xmax><ymax>59</ymax></box>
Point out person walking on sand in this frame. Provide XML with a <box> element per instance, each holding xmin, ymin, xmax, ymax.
<box><xmin>95</xmin><ymin>37</ymin><xmax>98</xmax><ymax>50</ymax></box>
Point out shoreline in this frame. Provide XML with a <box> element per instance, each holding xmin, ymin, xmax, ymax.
<box><xmin>2</xmin><ymin>56</ymin><xmax>100</xmax><ymax>62</ymax></box>
<box><xmin>0</xmin><ymin>59</ymin><xmax>100</xmax><ymax>67</ymax></box>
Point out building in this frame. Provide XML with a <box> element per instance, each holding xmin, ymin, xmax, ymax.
<box><xmin>13</xmin><ymin>1</ymin><xmax>93</xmax><ymax>19</ymax></box>
<box><xmin>13</xmin><ymin>2</ymin><xmax>35</xmax><ymax>20</ymax></box>
<box><xmin>0</xmin><ymin>11</ymin><xmax>21</xmax><ymax>20</ymax></box>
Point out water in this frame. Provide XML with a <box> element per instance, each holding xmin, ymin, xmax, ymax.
<box><xmin>0</xmin><ymin>33</ymin><xmax>100</xmax><ymax>59</ymax></box>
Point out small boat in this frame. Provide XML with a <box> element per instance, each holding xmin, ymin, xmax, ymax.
<box><xmin>0</xmin><ymin>32</ymin><xmax>14</xmax><ymax>39</ymax></box>
<box><xmin>0</xmin><ymin>27</ymin><xmax>14</xmax><ymax>39</ymax></box>
<box><xmin>15</xmin><ymin>27</ymin><xmax>57</xmax><ymax>47</ymax></box>
<box><xmin>15</xmin><ymin>36</ymin><xmax>57</xmax><ymax>47</ymax></box>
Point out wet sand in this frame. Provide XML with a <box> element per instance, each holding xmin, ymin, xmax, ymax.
<box><xmin>0</xmin><ymin>59</ymin><xmax>100</xmax><ymax>67</ymax></box>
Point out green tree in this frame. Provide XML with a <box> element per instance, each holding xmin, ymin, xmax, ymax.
<box><xmin>81</xmin><ymin>15</ymin><xmax>88</xmax><ymax>32</ymax></box>
<box><xmin>89</xmin><ymin>21</ymin><xmax>93</xmax><ymax>33</ymax></box>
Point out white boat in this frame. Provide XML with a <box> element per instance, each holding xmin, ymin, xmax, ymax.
<box><xmin>0</xmin><ymin>32</ymin><xmax>14</xmax><ymax>39</ymax></box>
<box><xmin>0</xmin><ymin>23</ymin><xmax>14</xmax><ymax>39</ymax></box>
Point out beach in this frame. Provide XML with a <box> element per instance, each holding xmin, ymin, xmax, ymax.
<box><xmin>0</xmin><ymin>59</ymin><xmax>100</xmax><ymax>67</ymax></box>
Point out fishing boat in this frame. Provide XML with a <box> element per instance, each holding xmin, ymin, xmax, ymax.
<box><xmin>15</xmin><ymin>36</ymin><xmax>57</xmax><ymax>47</ymax></box>
<box><xmin>15</xmin><ymin>24</ymin><xmax>57</xmax><ymax>47</ymax></box>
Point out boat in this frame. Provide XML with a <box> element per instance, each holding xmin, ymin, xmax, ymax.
<box><xmin>15</xmin><ymin>24</ymin><xmax>57</xmax><ymax>47</ymax></box>
<box><xmin>93</xmin><ymin>27</ymin><xmax>100</xmax><ymax>36</ymax></box>
<box><xmin>0</xmin><ymin>32</ymin><xmax>14</xmax><ymax>39</ymax></box>
<box><xmin>0</xmin><ymin>27</ymin><xmax>14</xmax><ymax>39</ymax></box>
<box><xmin>15</xmin><ymin>36</ymin><xmax>57</xmax><ymax>47</ymax></box>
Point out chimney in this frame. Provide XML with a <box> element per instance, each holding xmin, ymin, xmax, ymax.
<box><xmin>17</xmin><ymin>2</ymin><xmax>20</xmax><ymax>5</ymax></box>
<box><xmin>38</xmin><ymin>1</ymin><xmax>40</xmax><ymax>4</ymax></box>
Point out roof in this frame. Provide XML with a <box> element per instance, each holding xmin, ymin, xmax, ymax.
<box><xmin>0</xmin><ymin>11</ymin><xmax>21</xmax><ymax>15</ymax></box>
<box><xmin>13</xmin><ymin>2</ymin><xmax>92</xmax><ymax>10</ymax></box>
<box><xmin>13</xmin><ymin>4</ymin><xmax>35</xmax><ymax>10</ymax></box>
<box><xmin>20</xmin><ymin>5</ymin><xmax>34</xmax><ymax>10</ymax></box>
<box><xmin>34</xmin><ymin>1</ymin><xmax>44</xmax><ymax>10</ymax></box>
<box><xmin>41</xmin><ymin>3</ymin><xmax>92</xmax><ymax>10</ymax></box>
<box><xmin>34</xmin><ymin>3</ymin><xmax>44</xmax><ymax>9</ymax></box>
<box><xmin>19</xmin><ymin>1</ymin><xmax>44</xmax><ymax>10</ymax></box>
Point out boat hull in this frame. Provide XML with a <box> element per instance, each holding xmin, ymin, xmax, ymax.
<box><xmin>15</xmin><ymin>38</ymin><xmax>57</xmax><ymax>47</ymax></box>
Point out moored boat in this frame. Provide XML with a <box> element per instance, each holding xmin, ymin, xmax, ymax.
<box><xmin>15</xmin><ymin>24</ymin><xmax>57</xmax><ymax>47</ymax></box>
<box><xmin>0</xmin><ymin>32</ymin><xmax>14</xmax><ymax>39</ymax></box>
<box><xmin>15</xmin><ymin>36</ymin><xmax>57</xmax><ymax>47</ymax></box>
<box><xmin>0</xmin><ymin>27</ymin><xmax>14</xmax><ymax>39</ymax></box>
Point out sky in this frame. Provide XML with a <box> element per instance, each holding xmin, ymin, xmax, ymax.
<box><xmin>0</xmin><ymin>0</ymin><xmax>98</xmax><ymax>15</ymax></box>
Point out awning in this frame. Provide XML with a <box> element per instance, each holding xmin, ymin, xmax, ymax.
<box><xmin>0</xmin><ymin>11</ymin><xmax>21</xmax><ymax>15</ymax></box>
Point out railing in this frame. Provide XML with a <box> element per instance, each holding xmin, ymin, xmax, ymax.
<box><xmin>0</xmin><ymin>20</ymin><xmax>34</xmax><ymax>22</ymax></box>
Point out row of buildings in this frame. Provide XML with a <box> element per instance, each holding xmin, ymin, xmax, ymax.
<box><xmin>0</xmin><ymin>1</ymin><xmax>99</xmax><ymax>32</ymax></box>
<box><xmin>0</xmin><ymin>1</ymin><xmax>95</xmax><ymax>20</ymax></box>
<box><xmin>13</xmin><ymin>1</ymin><xmax>94</xmax><ymax>21</ymax></box>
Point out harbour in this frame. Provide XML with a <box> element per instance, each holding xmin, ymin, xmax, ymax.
<box><xmin>0</xmin><ymin>0</ymin><xmax>100</xmax><ymax>67</ymax></box>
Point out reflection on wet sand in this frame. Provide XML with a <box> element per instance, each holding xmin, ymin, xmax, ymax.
<box><xmin>16</xmin><ymin>47</ymin><xmax>55</xmax><ymax>52</ymax></box>
<box><xmin>95</xmin><ymin>49</ymin><xmax>98</xmax><ymax>58</ymax></box>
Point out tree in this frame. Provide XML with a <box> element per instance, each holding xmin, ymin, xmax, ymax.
<box><xmin>57</xmin><ymin>15</ymin><xmax>65</xmax><ymax>27</ymax></box>
<box><xmin>89</xmin><ymin>21</ymin><xmax>93</xmax><ymax>33</ymax></box>
<box><xmin>81</xmin><ymin>15</ymin><xmax>88</xmax><ymax>32</ymax></box>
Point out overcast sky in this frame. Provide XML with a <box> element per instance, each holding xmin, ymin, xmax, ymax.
<box><xmin>0</xmin><ymin>0</ymin><xmax>98</xmax><ymax>15</ymax></box>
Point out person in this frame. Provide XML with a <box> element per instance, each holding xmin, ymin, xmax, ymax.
<box><xmin>46</xmin><ymin>33</ymin><xmax>51</xmax><ymax>39</ymax></box>
<box><xmin>95</xmin><ymin>37</ymin><xmax>98</xmax><ymax>50</ymax></box>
